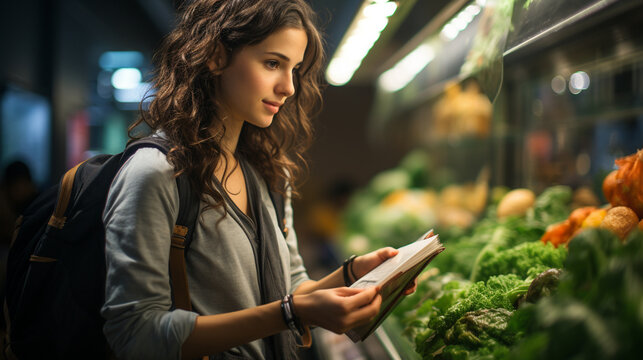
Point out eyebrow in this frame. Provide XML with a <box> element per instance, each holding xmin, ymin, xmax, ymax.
<box><xmin>265</xmin><ymin>51</ymin><xmax>303</xmax><ymax>66</ymax></box>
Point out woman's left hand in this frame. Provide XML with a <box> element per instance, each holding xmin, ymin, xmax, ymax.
<box><xmin>351</xmin><ymin>247</ymin><xmax>418</xmax><ymax>295</ymax></box>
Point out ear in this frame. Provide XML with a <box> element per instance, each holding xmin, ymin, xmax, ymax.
<box><xmin>207</xmin><ymin>43</ymin><xmax>227</xmax><ymax>75</ymax></box>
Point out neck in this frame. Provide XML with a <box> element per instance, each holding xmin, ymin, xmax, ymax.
<box><xmin>218</xmin><ymin>116</ymin><xmax>244</xmax><ymax>156</ymax></box>
<box><xmin>212</xmin><ymin>115</ymin><xmax>244</xmax><ymax>181</ymax></box>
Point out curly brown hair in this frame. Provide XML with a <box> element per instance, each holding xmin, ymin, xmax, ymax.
<box><xmin>130</xmin><ymin>0</ymin><xmax>324</xmax><ymax>209</ymax></box>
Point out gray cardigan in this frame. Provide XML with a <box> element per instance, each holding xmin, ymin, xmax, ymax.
<box><xmin>101</xmin><ymin>147</ymin><xmax>309</xmax><ymax>359</ymax></box>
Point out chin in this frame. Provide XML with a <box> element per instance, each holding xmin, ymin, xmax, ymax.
<box><xmin>250</xmin><ymin>117</ymin><xmax>274</xmax><ymax>128</ymax></box>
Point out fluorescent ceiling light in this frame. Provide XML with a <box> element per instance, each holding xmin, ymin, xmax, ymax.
<box><xmin>378</xmin><ymin>44</ymin><xmax>435</xmax><ymax>92</ymax></box>
<box><xmin>326</xmin><ymin>0</ymin><xmax>398</xmax><ymax>86</ymax></box>
<box><xmin>377</xmin><ymin>0</ymin><xmax>486</xmax><ymax>93</ymax></box>
<box><xmin>440</xmin><ymin>2</ymin><xmax>483</xmax><ymax>42</ymax></box>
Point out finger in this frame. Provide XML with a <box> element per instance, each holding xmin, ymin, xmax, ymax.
<box><xmin>377</xmin><ymin>247</ymin><xmax>398</xmax><ymax>261</ymax></box>
<box><xmin>334</xmin><ymin>287</ymin><xmax>366</xmax><ymax>297</ymax></box>
<box><xmin>404</xmin><ymin>278</ymin><xmax>418</xmax><ymax>290</ymax></box>
<box><xmin>345</xmin><ymin>286</ymin><xmax>380</xmax><ymax>308</ymax></box>
<box><xmin>403</xmin><ymin>278</ymin><xmax>418</xmax><ymax>295</ymax></box>
<box><xmin>348</xmin><ymin>294</ymin><xmax>382</xmax><ymax>327</ymax></box>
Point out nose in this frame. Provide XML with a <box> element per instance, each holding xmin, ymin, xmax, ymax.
<box><xmin>276</xmin><ymin>71</ymin><xmax>296</xmax><ymax>98</ymax></box>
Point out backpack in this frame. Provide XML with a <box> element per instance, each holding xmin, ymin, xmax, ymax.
<box><xmin>3</xmin><ymin>137</ymin><xmax>288</xmax><ymax>359</ymax></box>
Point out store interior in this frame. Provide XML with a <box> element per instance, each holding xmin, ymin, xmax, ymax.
<box><xmin>1</xmin><ymin>0</ymin><xmax>642</xmax><ymax>359</ymax></box>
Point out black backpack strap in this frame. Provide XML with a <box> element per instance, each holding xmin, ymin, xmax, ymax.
<box><xmin>269</xmin><ymin>190</ymin><xmax>288</xmax><ymax>239</ymax></box>
<box><xmin>123</xmin><ymin>136</ymin><xmax>200</xmax><ymax>311</ymax></box>
<box><xmin>122</xmin><ymin>136</ymin><xmax>174</xmax><ymax>161</ymax></box>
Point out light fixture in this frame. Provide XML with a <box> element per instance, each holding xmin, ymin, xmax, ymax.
<box><xmin>114</xmin><ymin>82</ymin><xmax>153</xmax><ymax>103</ymax></box>
<box><xmin>377</xmin><ymin>0</ymin><xmax>485</xmax><ymax>93</ymax></box>
<box><xmin>569</xmin><ymin>71</ymin><xmax>590</xmax><ymax>94</ymax></box>
<box><xmin>326</xmin><ymin>0</ymin><xmax>399</xmax><ymax>86</ymax></box>
<box><xmin>440</xmin><ymin>2</ymin><xmax>483</xmax><ymax>41</ymax></box>
<box><xmin>99</xmin><ymin>51</ymin><xmax>144</xmax><ymax>70</ymax></box>
<box><xmin>551</xmin><ymin>75</ymin><xmax>566</xmax><ymax>94</ymax></box>
<box><xmin>378</xmin><ymin>44</ymin><xmax>435</xmax><ymax>92</ymax></box>
<box><xmin>111</xmin><ymin>68</ymin><xmax>142</xmax><ymax>90</ymax></box>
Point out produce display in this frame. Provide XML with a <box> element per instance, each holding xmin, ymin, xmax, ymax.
<box><xmin>340</xmin><ymin>149</ymin><xmax>643</xmax><ymax>359</ymax></box>
<box><xmin>341</xmin><ymin>149</ymin><xmax>488</xmax><ymax>255</ymax></box>
<box><xmin>432</xmin><ymin>82</ymin><xmax>493</xmax><ymax>140</ymax></box>
<box><xmin>541</xmin><ymin>149</ymin><xmax>643</xmax><ymax>247</ymax></box>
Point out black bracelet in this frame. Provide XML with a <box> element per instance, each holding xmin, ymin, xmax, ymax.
<box><xmin>349</xmin><ymin>256</ymin><xmax>359</xmax><ymax>281</ymax></box>
<box><xmin>288</xmin><ymin>294</ymin><xmax>305</xmax><ymax>335</ymax></box>
<box><xmin>280</xmin><ymin>295</ymin><xmax>292</xmax><ymax>329</ymax></box>
<box><xmin>343</xmin><ymin>255</ymin><xmax>357</xmax><ymax>286</ymax></box>
<box><xmin>281</xmin><ymin>294</ymin><xmax>302</xmax><ymax>336</ymax></box>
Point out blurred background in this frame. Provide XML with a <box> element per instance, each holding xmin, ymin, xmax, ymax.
<box><xmin>2</xmin><ymin>0</ymin><xmax>643</xmax><ymax>359</ymax></box>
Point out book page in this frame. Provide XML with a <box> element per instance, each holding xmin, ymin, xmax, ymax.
<box><xmin>345</xmin><ymin>230</ymin><xmax>445</xmax><ymax>342</ymax></box>
<box><xmin>351</xmin><ymin>233</ymin><xmax>439</xmax><ymax>289</ymax></box>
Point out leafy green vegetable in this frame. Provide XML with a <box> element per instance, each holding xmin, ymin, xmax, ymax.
<box><xmin>470</xmin><ymin>241</ymin><xmax>566</xmax><ymax>283</ymax></box>
<box><xmin>398</xmin><ymin>149</ymin><xmax>432</xmax><ymax>188</ymax></box>
<box><xmin>435</xmin><ymin>308</ymin><xmax>518</xmax><ymax>360</ymax></box>
<box><xmin>416</xmin><ymin>274</ymin><xmax>530</xmax><ymax>358</ymax></box>
<box><xmin>468</xmin><ymin>219</ymin><xmax>527</xmax><ymax>282</ymax></box>
<box><xmin>525</xmin><ymin>185</ymin><xmax>572</xmax><ymax>230</ymax></box>
<box><xmin>509</xmin><ymin>229</ymin><xmax>643</xmax><ymax>359</ymax></box>
<box><xmin>429</xmin><ymin>233</ymin><xmax>488</xmax><ymax>278</ymax></box>
<box><xmin>467</xmin><ymin>186</ymin><xmax>572</xmax><ymax>282</ymax></box>
<box><xmin>369</xmin><ymin>169</ymin><xmax>411</xmax><ymax>198</ymax></box>
<box><xmin>524</xmin><ymin>268</ymin><xmax>561</xmax><ymax>304</ymax></box>
<box><xmin>444</xmin><ymin>308</ymin><xmax>514</xmax><ymax>347</ymax></box>
<box><xmin>399</xmin><ymin>275</ymin><xmax>471</xmax><ymax>342</ymax></box>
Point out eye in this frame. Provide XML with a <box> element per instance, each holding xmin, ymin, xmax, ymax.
<box><xmin>265</xmin><ymin>60</ymin><xmax>279</xmax><ymax>69</ymax></box>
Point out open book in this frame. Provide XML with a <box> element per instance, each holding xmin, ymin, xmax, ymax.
<box><xmin>346</xmin><ymin>230</ymin><xmax>445</xmax><ymax>342</ymax></box>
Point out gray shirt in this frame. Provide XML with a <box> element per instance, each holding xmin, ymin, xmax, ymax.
<box><xmin>101</xmin><ymin>147</ymin><xmax>309</xmax><ymax>360</ymax></box>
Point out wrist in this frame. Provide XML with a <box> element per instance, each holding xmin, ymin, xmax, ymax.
<box><xmin>290</xmin><ymin>294</ymin><xmax>309</xmax><ymax>327</ymax></box>
<box><xmin>281</xmin><ymin>294</ymin><xmax>305</xmax><ymax>335</ymax></box>
<box><xmin>349</xmin><ymin>256</ymin><xmax>360</xmax><ymax>280</ymax></box>
<box><xmin>342</xmin><ymin>255</ymin><xmax>357</xmax><ymax>286</ymax></box>
<box><xmin>287</xmin><ymin>294</ymin><xmax>313</xmax><ymax>348</ymax></box>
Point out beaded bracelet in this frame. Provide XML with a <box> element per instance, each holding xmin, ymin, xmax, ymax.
<box><xmin>343</xmin><ymin>255</ymin><xmax>357</xmax><ymax>286</ymax></box>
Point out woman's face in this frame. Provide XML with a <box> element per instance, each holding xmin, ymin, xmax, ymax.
<box><xmin>218</xmin><ymin>27</ymin><xmax>308</xmax><ymax>128</ymax></box>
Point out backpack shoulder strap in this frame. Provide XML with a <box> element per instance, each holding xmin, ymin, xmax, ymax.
<box><xmin>123</xmin><ymin>136</ymin><xmax>199</xmax><ymax>311</ymax></box>
<box><xmin>169</xmin><ymin>175</ymin><xmax>200</xmax><ymax>311</ymax></box>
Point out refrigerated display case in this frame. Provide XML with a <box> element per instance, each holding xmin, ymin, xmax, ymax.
<box><xmin>338</xmin><ymin>0</ymin><xmax>643</xmax><ymax>358</ymax></box>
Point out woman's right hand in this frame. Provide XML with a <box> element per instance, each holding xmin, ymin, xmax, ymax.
<box><xmin>292</xmin><ymin>286</ymin><xmax>382</xmax><ymax>334</ymax></box>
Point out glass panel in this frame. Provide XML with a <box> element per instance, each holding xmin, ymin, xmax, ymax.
<box><xmin>505</xmin><ymin>0</ymin><xmax>620</xmax><ymax>54</ymax></box>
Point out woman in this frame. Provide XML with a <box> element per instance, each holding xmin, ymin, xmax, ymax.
<box><xmin>102</xmin><ymin>0</ymin><xmax>415</xmax><ymax>359</ymax></box>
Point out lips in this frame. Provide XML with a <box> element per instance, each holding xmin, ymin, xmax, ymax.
<box><xmin>262</xmin><ymin>100</ymin><xmax>282</xmax><ymax>114</ymax></box>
